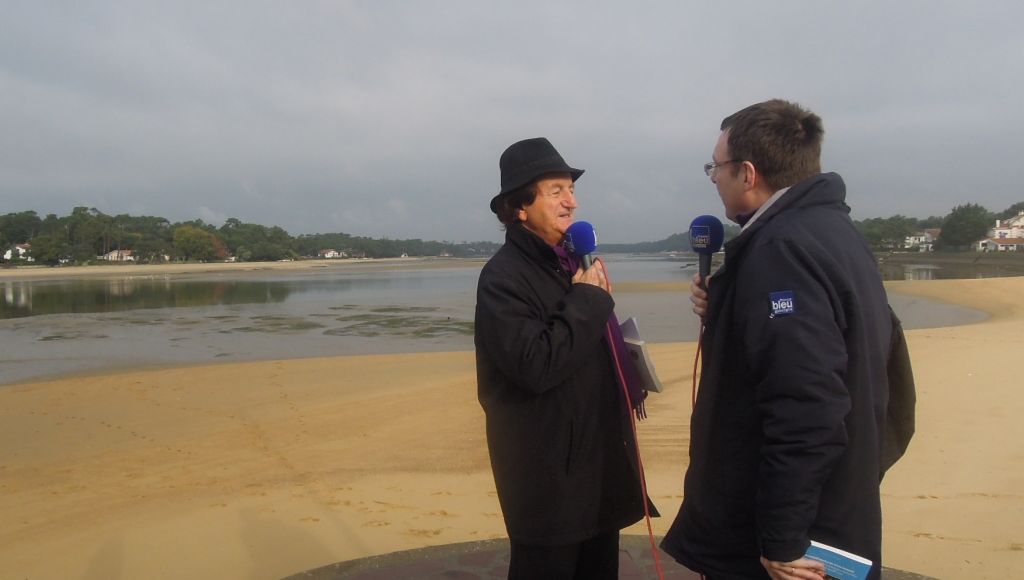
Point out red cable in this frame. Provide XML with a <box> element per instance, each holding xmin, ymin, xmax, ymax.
<box><xmin>693</xmin><ymin>324</ymin><xmax>704</xmax><ymax>408</ymax></box>
<box><xmin>693</xmin><ymin>323</ymin><xmax>705</xmax><ymax>580</ymax></box>
<box><xmin>602</xmin><ymin>256</ymin><xmax>665</xmax><ymax>579</ymax></box>
<box><xmin>606</xmin><ymin>320</ymin><xmax>665</xmax><ymax>580</ymax></box>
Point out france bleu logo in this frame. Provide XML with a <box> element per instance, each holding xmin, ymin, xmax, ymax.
<box><xmin>769</xmin><ymin>290</ymin><xmax>795</xmax><ymax>318</ymax></box>
<box><xmin>690</xmin><ymin>225</ymin><xmax>711</xmax><ymax>249</ymax></box>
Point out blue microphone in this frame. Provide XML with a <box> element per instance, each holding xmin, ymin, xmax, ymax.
<box><xmin>564</xmin><ymin>220</ymin><xmax>598</xmax><ymax>269</ymax></box>
<box><xmin>689</xmin><ymin>215</ymin><xmax>724</xmax><ymax>281</ymax></box>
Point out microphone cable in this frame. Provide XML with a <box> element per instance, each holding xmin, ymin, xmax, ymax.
<box><xmin>693</xmin><ymin>302</ymin><xmax>707</xmax><ymax>580</ymax></box>
<box><xmin>692</xmin><ymin>274</ymin><xmax>709</xmax><ymax>409</ymax></box>
<box><xmin>600</xmin><ymin>262</ymin><xmax>667</xmax><ymax>580</ymax></box>
<box><xmin>693</xmin><ymin>323</ymin><xmax>704</xmax><ymax>408</ymax></box>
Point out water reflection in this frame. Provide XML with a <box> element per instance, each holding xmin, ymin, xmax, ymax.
<box><xmin>0</xmin><ymin>267</ymin><xmax>484</xmax><ymax>385</ymax></box>
<box><xmin>0</xmin><ymin>267</ymin><xmax>482</xmax><ymax>320</ymax></box>
<box><xmin>0</xmin><ymin>278</ymin><xmax>292</xmax><ymax>319</ymax></box>
<box><xmin>877</xmin><ymin>261</ymin><xmax>1020</xmax><ymax>281</ymax></box>
<box><xmin>2</xmin><ymin>257</ymin><xmax>1016</xmax><ymax>320</ymax></box>
<box><xmin>881</xmin><ymin>264</ymin><xmax>942</xmax><ymax>281</ymax></box>
<box><xmin>0</xmin><ymin>259</ymin><xmax>1001</xmax><ymax>386</ymax></box>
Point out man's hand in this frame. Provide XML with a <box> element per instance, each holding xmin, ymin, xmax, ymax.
<box><xmin>572</xmin><ymin>258</ymin><xmax>610</xmax><ymax>293</ymax></box>
<box><xmin>760</xmin><ymin>556</ymin><xmax>826</xmax><ymax>579</ymax></box>
<box><xmin>690</xmin><ymin>272</ymin><xmax>709</xmax><ymax>317</ymax></box>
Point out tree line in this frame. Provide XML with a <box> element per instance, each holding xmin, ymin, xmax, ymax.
<box><xmin>0</xmin><ymin>207</ymin><xmax>501</xmax><ymax>265</ymax></box>
<box><xmin>2</xmin><ymin>201</ymin><xmax>1022</xmax><ymax>265</ymax></box>
<box><xmin>854</xmin><ymin>202</ymin><xmax>1023</xmax><ymax>251</ymax></box>
<box><xmin>608</xmin><ymin>202</ymin><xmax>1024</xmax><ymax>254</ymax></box>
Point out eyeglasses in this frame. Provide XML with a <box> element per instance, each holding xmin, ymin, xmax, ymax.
<box><xmin>703</xmin><ymin>159</ymin><xmax>742</xmax><ymax>177</ymax></box>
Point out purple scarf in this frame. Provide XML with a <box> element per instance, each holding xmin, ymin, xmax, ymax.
<box><xmin>554</xmin><ymin>245</ymin><xmax>647</xmax><ymax>419</ymax></box>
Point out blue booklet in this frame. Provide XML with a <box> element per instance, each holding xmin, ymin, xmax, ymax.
<box><xmin>804</xmin><ymin>540</ymin><xmax>872</xmax><ymax>580</ymax></box>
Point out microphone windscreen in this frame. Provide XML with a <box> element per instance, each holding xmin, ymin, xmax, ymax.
<box><xmin>689</xmin><ymin>215</ymin><xmax>725</xmax><ymax>255</ymax></box>
<box><xmin>564</xmin><ymin>221</ymin><xmax>597</xmax><ymax>257</ymax></box>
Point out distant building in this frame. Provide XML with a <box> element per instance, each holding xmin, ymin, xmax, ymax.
<box><xmin>904</xmin><ymin>229</ymin><xmax>940</xmax><ymax>252</ymax></box>
<box><xmin>975</xmin><ymin>212</ymin><xmax>1024</xmax><ymax>251</ymax></box>
<box><xmin>318</xmin><ymin>249</ymin><xmax>348</xmax><ymax>259</ymax></box>
<box><xmin>991</xmin><ymin>211</ymin><xmax>1024</xmax><ymax>239</ymax></box>
<box><xmin>3</xmin><ymin>243</ymin><xmax>34</xmax><ymax>262</ymax></box>
<box><xmin>975</xmin><ymin>237</ymin><xmax>1024</xmax><ymax>252</ymax></box>
<box><xmin>100</xmin><ymin>249</ymin><xmax>135</xmax><ymax>262</ymax></box>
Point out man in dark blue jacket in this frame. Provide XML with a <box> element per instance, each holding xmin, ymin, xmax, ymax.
<box><xmin>475</xmin><ymin>138</ymin><xmax>648</xmax><ymax>579</ymax></box>
<box><xmin>661</xmin><ymin>100</ymin><xmax>893</xmax><ymax>579</ymax></box>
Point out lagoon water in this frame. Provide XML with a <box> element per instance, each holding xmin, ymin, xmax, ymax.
<box><xmin>0</xmin><ymin>256</ymin><xmax>989</xmax><ymax>385</ymax></box>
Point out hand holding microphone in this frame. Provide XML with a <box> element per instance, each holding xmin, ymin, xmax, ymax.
<box><xmin>690</xmin><ymin>272</ymin><xmax>709</xmax><ymax>318</ymax></box>
<box><xmin>573</xmin><ymin>259</ymin><xmax>609</xmax><ymax>291</ymax></box>
<box><xmin>565</xmin><ymin>221</ymin><xmax>610</xmax><ymax>292</ymax></box>
<box><xmin>688</xmin><ymin>215</ymin><xmax>725</xmax><ymax>318</ymax></box>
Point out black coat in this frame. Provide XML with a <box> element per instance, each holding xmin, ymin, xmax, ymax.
<box><xmin>661</xmin><ymin>173</ymin><xmax>892</xmax><ymax>579</ymax></box>
<box><xmin>475</xmin><ymin>223</ymin><xmax>646</xmax><ymax>546</ymax></box>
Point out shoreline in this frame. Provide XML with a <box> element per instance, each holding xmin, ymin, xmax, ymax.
<box><xmin>1</xmin><ymin>277</ymin><xmax>1022</xmax><ymax>579</ymax></box>
<box><xmin>0</xmin><ymin>279</ymin><xmax>989</xmax><ymax>389</ymax></box>
<box><xmin>6</xmin><ymin>249</ymin><xmax>1024</xmax><ymax>281</ymax></box>
<box><xmin>0</xmin><ymin>256</ymin><xmax>486</xmax><ymax>281</ymax></box>
<box><xmin>879</xmin><ymin>250</ymin><xmax>1024</xmax><ymax>267</ymax></box>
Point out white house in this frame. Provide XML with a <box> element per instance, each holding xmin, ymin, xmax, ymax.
<box><xmin>100</xmin><ymin>249</ymin><xmax>135</xmax><ymax>262</ymax></box>
<box><xmin>3</xmin><ymin>243</ymin><xmax>34</xmax><ymax>262</ymax></box>
<box><xmin>975</xmin><ymin>237</ymin><xmax>1024</xmax><ymax>252</ymax></box>
<box><xmin>318</xmin><ymin>249</ymin><xmax>347</xmax><ymax>259</ymax></box>
<box><xmin>904</xmin><ymin>228</ymin><xmax>941</xmax><ymax>252</ymax></box>
<box><xmin>990</xmin><ymin>211</ymin><xmax>1024</xmax><ymax>239</ymax></box>
<box><xmin>975</xmin><ymin>211</ymin><xmax>1024</xmax><ymax>251</ymax></box>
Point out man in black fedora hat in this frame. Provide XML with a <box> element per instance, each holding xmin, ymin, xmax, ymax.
<box><xmin>474</xmin><ymin>137</ymin><xmax>650</xmax><ymax>578</ymax></box>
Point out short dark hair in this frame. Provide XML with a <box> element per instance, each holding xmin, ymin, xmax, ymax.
<box><xmin>494</xmin><ymin>182</ymin><xmax>539</xmax><ymax>228</ymax></box>
<box><xmin>721</xmin><ymin>99</ymin><xmax>824</xmax><ymax>191</ymax></box>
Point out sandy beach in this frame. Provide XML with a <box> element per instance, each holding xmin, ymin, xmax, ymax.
<box><xmin>1</xmin><ymin>274</ymin><xmax>1022</xmax><ymax>579</ymax></box>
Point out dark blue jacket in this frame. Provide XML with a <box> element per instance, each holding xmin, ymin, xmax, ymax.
<box><xmin>662</xmin><ymin>173</ymin><xmax>891</xmax><ymax>579</ymax></box>
<box><xmin>475</xmin><ymin>223</ymin><xmax>647</xmax><ymax>545</ymax></box>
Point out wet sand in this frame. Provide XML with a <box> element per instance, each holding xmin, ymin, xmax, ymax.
<box><xmin>1</xmin><ymin>277</ymin><xmax>1021</xmax><ymax>579</ymax></box>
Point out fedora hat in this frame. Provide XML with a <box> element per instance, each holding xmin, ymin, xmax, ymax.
<box><xmin>490</xmin><ymin>137</ymin><xmax>584</xmax><ymax>213</ymax></box>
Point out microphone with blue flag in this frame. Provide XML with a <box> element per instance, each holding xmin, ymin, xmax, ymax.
<box><xmin>689</xmin><ymin>215</ymin><xmax>725</xmax><ymax>283</ymax></box>
<box><xmin>564</xmin><ymin>220</ymin><xmax>597</xmax><ymax>269</ymax></box>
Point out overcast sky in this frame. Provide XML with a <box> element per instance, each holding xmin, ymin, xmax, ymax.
<box><xmin>2</xmin><ymin>1</ymin><xmax>1021</xmax><ymax>243</ymax></box>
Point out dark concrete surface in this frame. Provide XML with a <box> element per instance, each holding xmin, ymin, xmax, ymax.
<box><xmin>284</xmin><ymin>536</ymin><xmax>937</xmax><ymax>580</ymax></box>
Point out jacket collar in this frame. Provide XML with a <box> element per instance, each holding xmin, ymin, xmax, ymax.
<box><xmin>739</xmin><ymin>186</ymin><xmax>790</xmax><ymax>231</ymax></box>
<box><xmin>506</xmin><ymin>223</ymin><xmax>562</xmax><ymax>269</ymax></box>
<box><xmin>724</xmin><ymin>172</ymin><xmax>848</xmax><ymax>258</ymax></box>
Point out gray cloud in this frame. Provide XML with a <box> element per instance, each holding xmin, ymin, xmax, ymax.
<box><xmin>2</xmin><ymin>1</ymin><xmax>1021</xmax><ymax>243</ymax></box>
